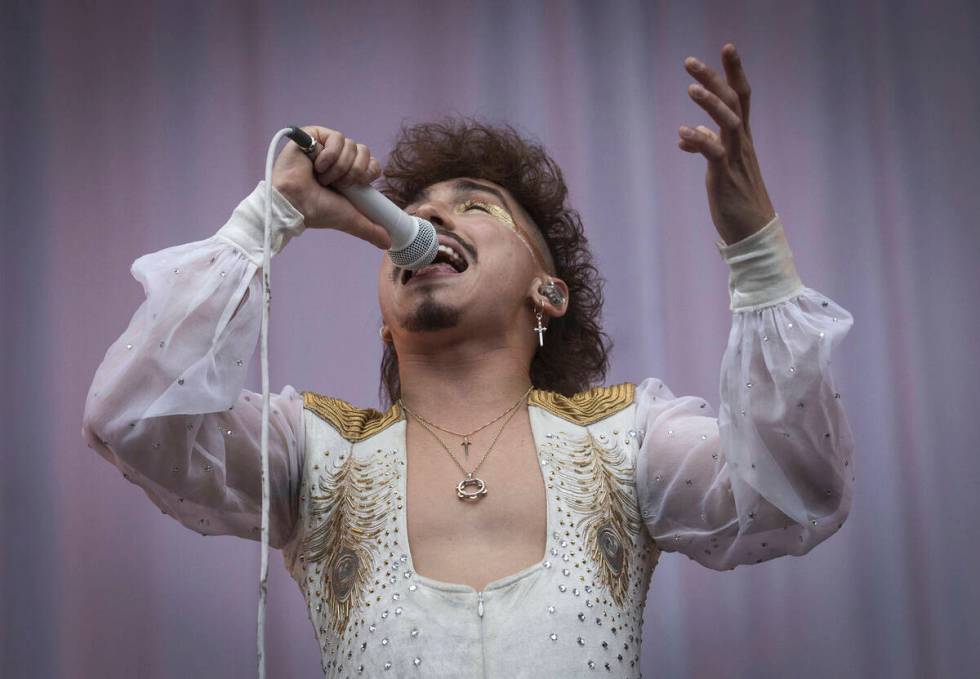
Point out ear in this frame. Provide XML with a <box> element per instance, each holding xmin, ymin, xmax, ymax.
<box><xmin>379</xmin><ymin>324</ymin><xmax>393</xmax><ymax>344</ymax></box>
<box><xmin>529</xmin><ymin>276</ymin><xmax>570</xmax><ymax>319</ymax></box>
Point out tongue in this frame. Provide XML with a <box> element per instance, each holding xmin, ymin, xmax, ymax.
<box><xmin>416</xmin><ymin>262</ymin><xmax>458</xmax><ymax>276</ymax></box>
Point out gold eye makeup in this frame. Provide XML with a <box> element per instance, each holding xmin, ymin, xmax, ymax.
<box><xmin>454</xmin><ymin>199</ymin><xmax>551</xmax><ymax>273</ymax></box>
<box><xmin>456</xmin><ymin>199</ymin><xmax>516</xmax><ymax>226</ymax></box>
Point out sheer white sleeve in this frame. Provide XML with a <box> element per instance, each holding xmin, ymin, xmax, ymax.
<box><xmin>634</xmin><ymin>214</ymin><xmax>855</xmax><ymax>570</ymax></box>
<box><xmin>81</xmin><ymin>181</ymin><xmax>309</xmax><ymax>549</ymax></box>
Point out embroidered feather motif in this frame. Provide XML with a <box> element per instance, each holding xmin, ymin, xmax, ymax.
<box><xmin>301</xmin><ymin>452</ymin><xmax>398</xmax><ymax>635</ymax></box>
<box><xmin>550</xmin><ymin>431</ymin><xmax>642</xmax><ymax>608</ymax></box>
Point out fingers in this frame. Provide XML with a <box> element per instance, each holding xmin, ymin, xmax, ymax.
<box><xmin>721</xmin><ymin>43</ymin><xmax>751</xmax><ymax>126</ymax></box>
<box><xmin>684</xmin><ymin>55</ymin><xmax>742</xmax><ymax>120</ymax></box>
<box><xmin>315</xmin><ymin>133</ymin><xmax>381</xmax><ymax>188</ymax></box>
<box><xmin>313</xmin><ymin>131</ymin><xmax>344</xmax><ymax>174</ymax></box>
<box><xmin>677</xmin><ymin>125</ymin><xmax>725</xmax><ymax>161</ymax></box>
<box><xmin>334</xmin><ymin>143</ymin><xmax>374</xmax><ymax>188</ymax></box>
<box><xmin>687</xmin><ymin>82</ymin><xmax>741</xmax><ymax>132</ymax></box>
<box><xmin>679</xmin><ymin>43</ymin><xmax>753</xmax><ymax>161</ymax></box>
<box><xmin>367</xmin><ymin>156</ymin><xmax>382</xmax><ymax>182</ymax></box>
<box><xmin>318</xmin><ymin>137</ymin><xmax>356</xmax><ymax>186</ymax></box>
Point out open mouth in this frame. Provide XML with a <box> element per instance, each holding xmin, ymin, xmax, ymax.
<box><xmin>402</xmin><ymin>241</ymin><xmax>469</xmax><ymax>284</ymax></box>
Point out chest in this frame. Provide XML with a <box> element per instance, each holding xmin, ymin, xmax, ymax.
<box><xmin>290</xmin><ymin>400</ymin><xmax>650</xmax><ymax>601</ymax></box>
<box><xmin>403</xmin><ymin>412</ymin><xmax>548</xmax><ymax>590</ymax></box>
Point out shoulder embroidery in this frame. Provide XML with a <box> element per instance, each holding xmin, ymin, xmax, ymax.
<box><xmin>302</xmin><ymin>391</ymin><xmax>404</xmax><ymax>442</ymax></box>
<box><xmin>529</xmin><ymin>382</ymin><xmax>636</xmax><ymax>425</ymax></box>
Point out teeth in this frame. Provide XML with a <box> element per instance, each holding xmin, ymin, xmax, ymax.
<box><xmin>404</xmin><ymin>243</ymin><xmax>466</xmax><ymax>283</ymax></box>
<box><xmin>436</xmin><ymin>244</ymin><xmax>465</xmax><ymax>270</ymax></box>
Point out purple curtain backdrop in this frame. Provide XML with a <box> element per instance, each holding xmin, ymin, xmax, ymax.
<box><xmin>3</xmin><ymin>1</ymin><xmax>978</xmax><ymax>677</ymax></box>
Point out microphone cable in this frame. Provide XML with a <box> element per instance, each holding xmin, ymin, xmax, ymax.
<box><xmin>256</xmin><ymin>127</ymin><xmax>294</xmax><ymax>679</ymax></box>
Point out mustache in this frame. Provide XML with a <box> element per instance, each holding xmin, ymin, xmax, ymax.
<box><xmin>391</xmin><ymin>228</ymin><xmax>478</xmax><ymax>281</ymax></box>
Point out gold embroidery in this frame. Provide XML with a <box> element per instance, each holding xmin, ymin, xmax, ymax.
<box><xmin>302</xmin><ymin>391</ymin><xmax>404</xmax><ymax>442</ymax></box>
<box><xmin>530</xmin><ymin>383</ymin><xmax>635</xmax><ymax>426</ymax></box>
<box><xmin>549</xmin><ymin>431</ymin><xmax>642</xmax><ymax>608</ymax></box>
<box><xmin>302</xmin><ymin>452</ymin><xmax>398</xmax><ymax>635</ymax></box>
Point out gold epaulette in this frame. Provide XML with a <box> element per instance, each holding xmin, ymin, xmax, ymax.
<box><xmin>529</xmin><ymin>382</ymin><xmax>636</xmax><ymax>426</ymax></box>
<box><xmin>302</xmin><ymin>391</ymin><xmax>404</xmax><ymax>442</ymax></box>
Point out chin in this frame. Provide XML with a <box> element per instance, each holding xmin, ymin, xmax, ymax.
<box><xmin>400</xmin><ymin>297</ymin><xmax>463</xmax><ymax>333</ymax></box>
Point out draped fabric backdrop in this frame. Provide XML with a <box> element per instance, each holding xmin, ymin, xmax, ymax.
<box><xmin>3</xmin><ymin>1</ymin><xmax>978</xmax><ymax>677</ymax></box>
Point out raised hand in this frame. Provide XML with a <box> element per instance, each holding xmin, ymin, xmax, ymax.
<box><xmin>678</xmin><ymin>43</ymin><xmax>776</xmax><ymax>245</ymax></box>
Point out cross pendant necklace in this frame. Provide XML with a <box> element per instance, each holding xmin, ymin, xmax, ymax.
<box><xmin>398</xmin><ymin>384</ymin><xmax>533</xmax><ymax>502</ymax></box>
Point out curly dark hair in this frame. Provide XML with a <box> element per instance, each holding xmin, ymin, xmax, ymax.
<box><xmin>378</xmin><ymin>118</ymin><xmax>612</xmax><ymax>408</ymax></box>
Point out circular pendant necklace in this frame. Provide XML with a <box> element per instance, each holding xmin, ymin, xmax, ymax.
<box><xmin>399</xmin><ymin>386</ymin><xmax>531</xmax><ymax>501</ymax></box>
<box><xmin>401</xmin><ymin>384</ymin><xmax>533</xmax><ymax>461</ymax></box>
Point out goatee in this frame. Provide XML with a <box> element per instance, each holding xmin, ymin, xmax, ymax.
<box><xmin>403</xmin><ymin>298</ymin><xmax>461</xmax><ymax>332</ymax></box>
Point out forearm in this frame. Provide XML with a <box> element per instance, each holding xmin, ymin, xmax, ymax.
<box><xmin>636</xmin><ymin>216</ymin><xmax>855</xmax><ymax>570</ymax></box>
<box><xmin>81</xmin><ymin>182</ymin><xmax>307</xmax><ymax>546</ymax></box>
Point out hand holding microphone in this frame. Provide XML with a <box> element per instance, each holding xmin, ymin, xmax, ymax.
<box><xmin>272</xmin><ymin>126</ymin><xmax>438</xmax><ymax>269</ymax></box>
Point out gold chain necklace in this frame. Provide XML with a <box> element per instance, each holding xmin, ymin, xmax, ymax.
<box><xmin>400</xmin><ymin>390</ymin><xmax>529</xmax><ymax>501</ymax></box>
<box><xmin>399</xmin><ymin>384</ymin><xmax>532</xmax><ymax>459</ymax></box>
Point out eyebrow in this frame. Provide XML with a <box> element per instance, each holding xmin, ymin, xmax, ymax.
<box><xmin>449</xmin><ymin>179</ymin><xmax>510</xmax><ymax>206</ymax></box>
<box><xmin>413</xmin><ymin>178</ymin><xmax>511</xmax><ymax>210</ymax></box>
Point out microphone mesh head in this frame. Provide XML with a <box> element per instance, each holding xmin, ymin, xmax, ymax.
<box><xmin>388</xmin><ymin>218</ymin><xmax>439</xmax><ymax>269</ymax></box>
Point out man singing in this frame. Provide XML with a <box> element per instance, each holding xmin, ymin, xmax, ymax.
<box><xmin>82</xmin><ymin>44</ymin><xmax>854</xmax><ymax>678</ymax></box>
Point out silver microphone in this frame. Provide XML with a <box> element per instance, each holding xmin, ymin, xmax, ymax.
<box><xmin>285</xmin><ymin>127</ymin><xmax>438</xmax><ymax>270</ymax></box>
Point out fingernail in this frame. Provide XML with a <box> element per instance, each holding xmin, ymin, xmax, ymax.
<box><xmin>681</xmin><ymin>127</ymin><xmax>696</xmax><ymax>138</ymax></box>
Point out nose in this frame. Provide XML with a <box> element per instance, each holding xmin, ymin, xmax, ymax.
<box><xmin>414</xmin><ymin>201</ymin><xmax>451</xmax><ymax>228</ymax></box>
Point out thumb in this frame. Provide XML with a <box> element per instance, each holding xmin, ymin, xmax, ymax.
<box><xmin>320</xmin><ymin>191</ymin><xmax>392</xmax><ymax>250</ymax></box>
<box><xmin>349</xmin><ymin>216</ymin><xmax>392</xmax><ymax>251</ymax></box>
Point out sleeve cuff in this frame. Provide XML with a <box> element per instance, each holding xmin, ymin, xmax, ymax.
<box><xmin>214</xmin><ymin>180</ymin><xmax>306</xmax><ymax>266</ymax></box>
<box><xmin>714</xmin><ymin>213</ymin><xmax>805</xmax><ymax>312</ymax></box>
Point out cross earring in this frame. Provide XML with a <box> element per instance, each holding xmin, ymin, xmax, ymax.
<box><xmin>533</xmin><ymin>306</ymin><xmax>547</xmax><ymax>347</ymax></box>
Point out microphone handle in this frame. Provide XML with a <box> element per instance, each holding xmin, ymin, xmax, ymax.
<box><xmin>284</xmin><ymin>126</ymin><xmax>437</xmax><ymax>267</ymax></box>
<box><xmin>334</xmin><ymin>184</ymin><xmax>419</xmax><ymax>252</ymax></box>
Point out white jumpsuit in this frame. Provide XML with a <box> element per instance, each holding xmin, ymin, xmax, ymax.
<box><xmin>81</xmin><ymin>182</ymin><xmax>856</xmax><ymax>678</ymax></box>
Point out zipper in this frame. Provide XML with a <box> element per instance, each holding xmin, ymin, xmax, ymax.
<box><xmin>477</xmin><ymin>589</ymin><xmax>487</xmax><ymax>679</ymax></box>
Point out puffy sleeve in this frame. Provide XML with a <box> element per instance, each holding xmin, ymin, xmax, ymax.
<box><xmin>81</xmin><ymin>181</ymin><xmax>309</xmax><ymax>549</ymax></box>
<box><xmin>634</xmin><ymin>214</ymin><xmax>855</xmax><ymax>570</ymax></box>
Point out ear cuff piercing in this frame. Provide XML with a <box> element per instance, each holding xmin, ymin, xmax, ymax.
<box><xmin>538</xmin><ymin>281</ymin><xmax>565</xmax><ymax>307</ymax></box>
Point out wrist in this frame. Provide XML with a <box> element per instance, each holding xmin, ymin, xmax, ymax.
<box><xmin>714</xmin><ymin>213</ymin><xmax>804</xmax><ymax>312</ymax></box>
<box><xmin>215</xmin><ymin>181</ymin><xmax>306</xmax><ymax>265</ymax></box>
